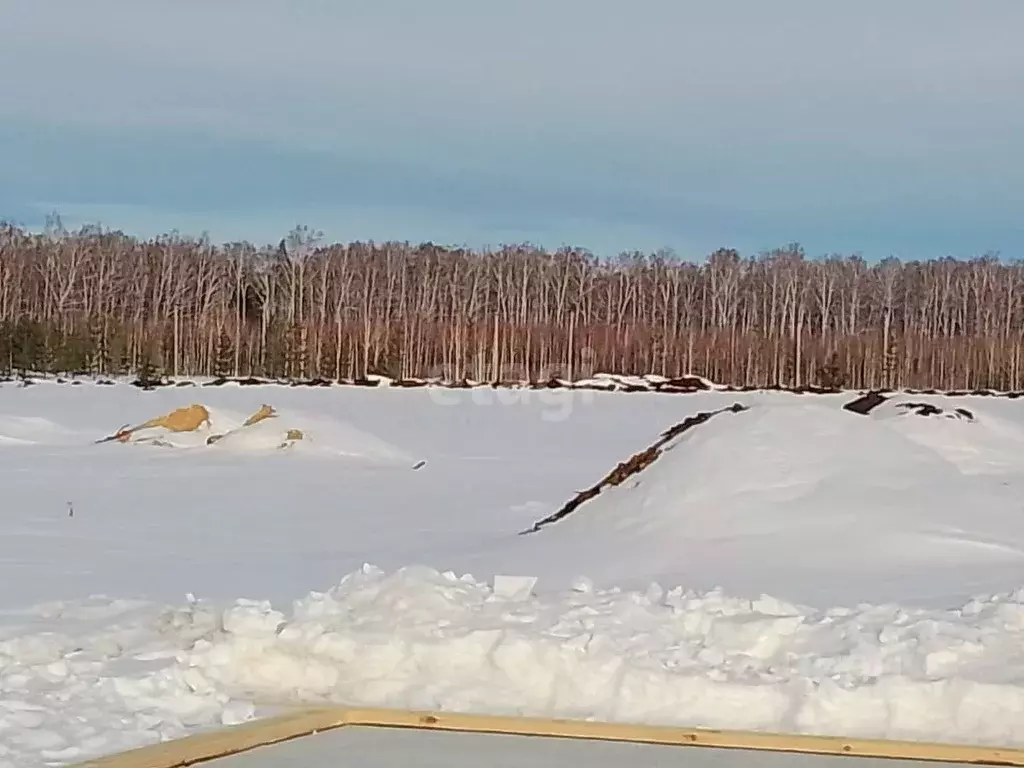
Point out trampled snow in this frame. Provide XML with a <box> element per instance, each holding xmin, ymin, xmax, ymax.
<box><xmin>3</xmin><ymin>379</ymin><xmax>1024</xmax><ymax>766</ymax></box>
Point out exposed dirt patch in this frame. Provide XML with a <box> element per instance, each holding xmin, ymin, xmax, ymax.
<box><xmin>288</xmin><ymin>377</ymin><xmax>333</xmax><ymax>388</ymax></box>
<box><xmin>896</xmin><ymin>402</ymin><xmax>975</xmax><ymax>421</ymax></box>
<box><xmin>519</xmin><ymin>402</ymin><xmax>749</xmax><ymax>535</ymax></box>
<box><xmin>843</xmin><ymin>391</ymin><xmax>889</xmax><ymax>415</ymax></box>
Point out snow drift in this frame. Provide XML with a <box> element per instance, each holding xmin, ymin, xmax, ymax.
<box><xmin>510</xmin><ymin>397</ymin><xmax>1024</xmax><ymax>605</ymax></box>
<box><xmin>10</xmin><ymin>565</ymin><xmax>1024</xmax><ymax>766</ymax></box>
<box><xmin>93</xmin><ymin>402</ymin><xmax>414</xmax><ymax>464</ymax></box>
<box><xmin>868</xmin><ymin>395</ymin><xmax>1024</xmax><ymax>476</ymax></box>
<box><xmin>0</xmin><ymin>414</ymin><xmax>78</xmax><ymax>447</ymax></box>
<box><xmin>146</xmin><ymin>566</ymin><xmax>1024</xmax><ymax>748</ymax></box>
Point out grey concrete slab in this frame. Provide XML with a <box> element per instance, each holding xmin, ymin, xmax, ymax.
<box><xmin>209</xmin><ymin>726</ymin><xmax>977</xmax><ymax>768</ymax></box>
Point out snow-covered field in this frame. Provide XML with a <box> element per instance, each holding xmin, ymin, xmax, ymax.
<box><xmin>3</xmin><ymin>380</ymin><xmax>1024</xmax><ymax>766</ymax></box>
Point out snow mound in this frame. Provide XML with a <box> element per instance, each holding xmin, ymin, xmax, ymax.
<box><xmin>513</xmin><ymin>400</ymin><xmax>1024</xmax><ymax>605</ymax></box>
<box><xmin>868</xmin><ymin>395</ymin><xmax>1024</xmax><ymax>475</ymax></box>
<box><xmin>153</xmin><ymin>566</ymin><xmax>1024</xmax><ymax>747</ymax></box>
<box><xmin>571</xmin><ymin>372</ymin><xmax>715</xmax><ymax>392</ymax></box>
<box><xmin>0</xmin><ymin>415</ymin><xmax>76</xmax><ymax>447</ymax></box>
<box><xmin>207</xmin><ymin>407</ymin><xmax>414</xmax><ymax>464</ymax></box>
<box><xmin>9</xmin><ymin>567</ymin><xmax>1024</xmax><ymax>764</ymax></box>
<box><xmin>110</xmin><ymin>405</ymin><xmax>414</xmax><ymax>464</ymax></box>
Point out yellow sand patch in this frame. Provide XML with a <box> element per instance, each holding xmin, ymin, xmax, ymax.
<box><xmin>100</xmin><ymin>404</ymin><xmax>212</xmax><ymax>444</ymax></box>
<box><xmin>243</xmin><ymin>404</ymin><xmax>277</xmax><ymax>427</ymax></box>
<box><xmin>137</xmin><ymin>404</ymin><xmax>211</xmax><ymax>433</ymax></box>
<box><xmin>101</xmin><ymin>403</ymin><xmax>305</xmax><ymax>451</ymax></box>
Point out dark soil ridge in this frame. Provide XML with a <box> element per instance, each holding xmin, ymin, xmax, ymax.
<box><xmin>518</xmin><ymin>402</ymin><xmax>750</xmax><ymax>536</ymax></box>
<box><xmin>4</xmin><ymin>373</ymin><xmax>1024</xmax><ymax>401</ymax></box>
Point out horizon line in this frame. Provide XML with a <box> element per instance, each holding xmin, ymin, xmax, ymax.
<box><xmin>0</xmin><ymin>212</ymin><xmax>1012</xmax><ymax>265</ymax></box>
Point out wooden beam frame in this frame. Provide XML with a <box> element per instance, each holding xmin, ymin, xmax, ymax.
<box><xmin>73</xmin><ymin>707</ymin><xmax>1024</xmax><ymax>768</ymax></box>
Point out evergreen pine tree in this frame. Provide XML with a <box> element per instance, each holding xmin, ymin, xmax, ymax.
<box><xmin>136</xmin><ymin>347</ymin><xmax>161</xmax><ymax>389</ymax></box>
<box><xmin>39</xmin><ymin>332</ymin><xmax>57</xmax><ymax>377</ymax></box>
<box><xmin>213</xmin><ymin>327</ymin><xmax>234</xmax><ymax>379</ymax></box>
<box><xmin>817</xmin><ymin>352</ymin><xmax>846</xmax><ymax>389</ymax></box>
<box><xmin>12</xmin><ymin>321</ymin><xmax>42</xmax><ymax>378</ymax></box>
<box><xmin>0</xmin><ymin>321</ymin><xmax>13</xmax><ymax>376</ymax></box>
<box><xmin>88</xmin><ymin>316</ymin><xmax>109</xmax><ymax>376</ymax></box>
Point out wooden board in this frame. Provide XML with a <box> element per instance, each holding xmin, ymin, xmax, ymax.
<box><xmin>72</xmin><ymin>708</ymin><xmax>1024</xmax><ymax>768</ymax></box>
<box><xmin>72</xmin><ymin>706</ymin><xmax>1024</xmax><ymax>768</ymax></box>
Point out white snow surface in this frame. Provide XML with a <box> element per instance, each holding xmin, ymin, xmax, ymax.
<box><xmin>506</xmin><ymin>398</ymin><xmax>1024</xmax><ymax>603</ymax></box>
<box><xmin>4</xmin><ymin>380</ymin><xmax>1024</xmax><ymax>765</ymax></box>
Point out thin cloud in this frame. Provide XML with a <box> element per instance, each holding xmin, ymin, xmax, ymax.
<box><xmin>2</xmin><ymin>0</ymin><xmax>1023</xmax><ymax>258</ymax></box>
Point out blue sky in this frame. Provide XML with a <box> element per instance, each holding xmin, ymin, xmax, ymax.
<box><xmin>3</xmin><ymin>0</ymin><xmax>1023</xmax><ymax>260</ymax></box>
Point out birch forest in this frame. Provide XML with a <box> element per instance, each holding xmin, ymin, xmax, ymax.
<box><xmin>1</xmin><ymin>219</ymin><xmax>1021</xmax><ymax>391</ymax></box>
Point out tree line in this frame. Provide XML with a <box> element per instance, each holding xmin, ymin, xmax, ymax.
<box><xmin>0</xmin><ymin>218</ymin><xmax>1020</xmax><ymax>391</ymax></box>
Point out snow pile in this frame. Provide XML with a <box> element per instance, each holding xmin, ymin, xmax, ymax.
<box><xmin>510</xmin><ymin>400</ymin><xmax>1024</xmax><ymax>604</ymax></box>
<box><xmin>0</xmin><ymin>415</ymin><xmax>75</xmax><ymax>447</ymax></box>
<box><xmin>107</xmin><ymin>404</ymin><xmax>414</xmax><ymax>464</ymax></box>
<box><xmin>137</xmin><ymin>566</ymin><xmax>1024</xmax><ymax>747</ymax></box>
<box><xmin>869</xmin><ymin>395</ymin><xmax>1024</xmax><ymax>476</ymax></box>
<box><xmin>0</xmin><ymin>597</ymin><xmax>252</xmax><ymax>767</ymax></box>
<box><xmin>569</xmin><ymin>373</ymin><xmax>715</xmax><ymax>392</ymax></box>
<box><xmin>10</xmin><ymin>565</ymin><xmax>1024</xmax><ymax>765</ymax></box>
<box><xmin>238</xmin><ymin>410</ymin><xmax>414</xmax><ymax>464</ymax></box>
<box><xmin>200</xmin><ymin>407</ymin><xmax>411</xmax><ymax>463</ymax></box>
